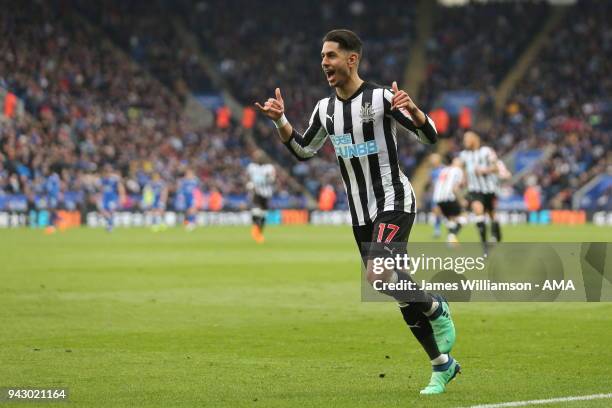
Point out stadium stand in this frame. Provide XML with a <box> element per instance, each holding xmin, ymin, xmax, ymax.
<box><xmin>0</xmin><ymin>0</ymin><xmax>304</xmax><ymax>213</ymax></box>
<box><xmin>490</xmin><ymin>0</ymin><xmax>610</xmax><ymax>209</ymax></box>
<box><xmin>174</xmin><ymin>0</ymin><xmax>421</xmax><ymax>202</ymax></box>
<box><xmin>0</xmin><ymin>0</ymin><xmax>609</xmax><ymax>217</ymax></box>
<box><xmin>420</xmin><ymin>1</ymin><xmax>549</xmax><ymax>112</ymax></box>
<box><xmin>421</xmin><ymin>0</ymin><xmax>610</xmax><ymax>211</ymax></box>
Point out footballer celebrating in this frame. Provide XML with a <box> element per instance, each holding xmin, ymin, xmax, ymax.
<box><xmin>256</xmin><ymin>29</ymin><xmax>459</xmax><ymax>394</ymax></box>
<box><xmin>459</xmin><ymin>131</ymin><xmax>508</xmax><ymax>253</ymax></box>
<box><xmin>98</xmin><ymin>164</ymin><xmax>125</xmax><ymax>232</ymax></box>
<box><xmin>178</xmin><ymin>169</ymin><xmax>199</xmax><ymax>231</ymax></box>
<box><xmin>432</xmin><ymin>157</ymin><xmax>467</xmax><ymax>245</ymax></box>
<box><xmin>143</xmin><ymin>172</ymin><xmax>168</xmax><ymax>232</ymax></box>
<box><xmin>246</xmin><ymin>150</ymin><xmax>276</xmax><ymax>244</ymax></box>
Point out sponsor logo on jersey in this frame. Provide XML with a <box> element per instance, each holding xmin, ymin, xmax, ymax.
<box><xmin>330</xmin><ymin>133</ymin><xmax>379</xmax><ymax>159</ymax></box>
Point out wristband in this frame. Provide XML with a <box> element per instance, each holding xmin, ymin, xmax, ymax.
<box><xmin>273</xmin><ymin>114</ymin><xmax>288</xmax><ymax>128</ymax></box>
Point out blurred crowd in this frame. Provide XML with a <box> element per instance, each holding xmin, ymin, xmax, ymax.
<box><xmin>0</xmin><ymin>0</ymin><xmax>300</xmax><ymax>213</ymax></box>
<box><xmin>68</xmin><ymin>0</ymin><xmax>424</xmax><ymax>206</ymax></box>
<box><xmin>176</xmin><ymin>0</ymin><xmax>422</xmax><ymax>200</ymax></box>
<box><xmin>0</xmin><ymin>0</ymin><xmax>609</xmax><ymax>214</ymax></box>
<box><xmin>420</xmin><ymin>1</ymin><xmax>549</xmax><ymax>112</ymax></box>
<box><xmin>424</xmin><ymin>0</ymin><xmax>610</xmax><ymax>210</ymax></box>
<box><xmin>176</xmin><ymin>0</ymin><xmax>610</xmax><ymax>210</ymax></box>
<box><xmin>490</xmin><ymin>0</ymin><xmax>610</xmax><ymax>209</ymax></box>
<box><xmin>72</xmin><ymin>0</ymin><xmax>214</xmax><ymax>99</ymax></box>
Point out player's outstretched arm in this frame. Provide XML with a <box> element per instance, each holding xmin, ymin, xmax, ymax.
<box><xmin>497</xmin><ymin>159</ymin><xmax>512</xmax><ymax>180</ymax></box>
<box><xmin>476</xmin><ymin>148</ymin><xmax>501</xmax><ymax>176</ymax></box>
<box><xmin>255</xmin><ymin>88</ymin><xmax>328</xmax><ymax>162</ymax></box>
<box><xmin>385</xmin><ymin>81</ymin><xmax>437</xmax><ymax>144</ymax></box>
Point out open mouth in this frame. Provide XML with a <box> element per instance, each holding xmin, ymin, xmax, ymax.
<box><xmin>324</xmin><ymin>68</ymin><xmax>336</xmax><ymax>82</ymax></box>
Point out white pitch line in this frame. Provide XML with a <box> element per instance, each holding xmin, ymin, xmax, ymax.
<box><xmin>464</xmin><ymin>393</ymin><xmax>612</xmax><ymax>408</ymax></box>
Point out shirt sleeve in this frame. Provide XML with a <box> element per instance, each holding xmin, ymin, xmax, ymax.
<box><xmin>268</xmin><ymin>165</ymin><xmax>276</xmax><ymax>182</ymax></box>
<box><xmin>283</xmin><ymin>101</ymin><xmax>328</xmax><ymax>161</ymax></box>
<box><xmin>454</xmin><ymin>167</ymin><xmax>464</xmax><ymax>186</ymax></box>
<box><xmin>383</xmin><ymin>88</ymin><xmax>437</xmax><ymax>144</ymax></box>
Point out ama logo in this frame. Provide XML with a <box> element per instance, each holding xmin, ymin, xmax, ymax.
<box><xmin>330</xmin><ymin>133</ymin><xmax>378</xmax><ymax>159</ymax></box>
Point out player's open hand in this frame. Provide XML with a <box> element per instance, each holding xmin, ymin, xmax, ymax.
<box><xmin>255</xmin><ymin>88</ymin><xmax>285</xmax><ymax>121</ymax></box>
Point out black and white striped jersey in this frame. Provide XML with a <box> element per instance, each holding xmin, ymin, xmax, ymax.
<box><xmin>246</xmin><ymin>163</ymin><xmax>276</xmax><ymax>198</ymax></box>
<box><xmin>283</xmin><ymin>82</ymin><xmax>437</xmax><ymax>226</ymax></box>
<box><xmin>432</xmin><ymin>166</ymin><xmax>464</xmax><ymax>203</ymax></box>
<box><xmin>459</xmin><ymin>146</ymin><xmax>499</xmax><ymax>194</ymax></box>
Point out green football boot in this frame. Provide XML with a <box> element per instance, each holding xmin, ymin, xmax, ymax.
<box><xmin>420</xmin><ymin>356</ymin><xmax>461</xmax><ymax>395</ymax></box>
<box><xmin>429</xmin><ymin>294</ymin><xmax>456</xmax><ymax>353</ymax></box>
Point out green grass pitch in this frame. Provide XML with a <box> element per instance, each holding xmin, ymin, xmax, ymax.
<box><xmin>1</xmin><ymin>224</ymin><xmax>611</xmax><ymax>407</ymax></box>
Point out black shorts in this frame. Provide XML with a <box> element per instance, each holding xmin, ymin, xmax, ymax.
<box><xmin>352</xmin><ymin>211</ymin><xmax>415</xmax><ymax>263</ymax></box>
<box><xmin>252</xmin><ymin>194</ymin><xmax>269</xmax><ymax>210</ymax></box>
<box><xmin>467</xmin><ymin>192</ymin><xmax>497</xmax><ymax>212</ymax></box>
<box><xmin>437</xmin><ymin>200</ymin><xmax>461</xmax><ymax>218</ymax></box>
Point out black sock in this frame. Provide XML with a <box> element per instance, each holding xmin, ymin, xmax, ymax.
<box><xmin>491</xmin><ymin>221</ymin><xmax>501</xmax><ymax>242</ymax></box>
<box><xmin>259</xmin><ymin>217</ymin><xmax>266</xmax><ymax>232</ymax></box>
<box><xmin>380</xmin><ymin>270</ymin><xmax>433</xmax><ymax>313</ymax></box>
<box><xmin>252</xmin><ymin>215</ymin><xmax>264</xmax><ymax>230</ymax></box>
<box><xmin>476</xmin><ymin>221</ymin><xmax>487</xmax><ymax>243</ymax></box>
<box><xmin>399</xmin><ymin>304</ymin><xmax>441</xmax><ymax>360</ymax></box>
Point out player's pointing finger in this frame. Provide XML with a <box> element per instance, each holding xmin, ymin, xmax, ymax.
<box><xmin>275</xmin><ymin>87</ymin><xmax>283</xmax><ymax>102</ymax></box>
<box><xmin>392</xmin><ymin>81</ymin><xmax>399</xmax><ymax>93</ymax></box>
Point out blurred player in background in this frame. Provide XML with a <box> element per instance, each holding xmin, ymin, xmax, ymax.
<box><xmin>43</xmin><ymin>169</ymin><xmax>62</xmax><ymax>233</ymax></box>
<box><xmin>459</xmin><ymin>131</ymin><xmax>508</xmax><ymax>253</ymax></box>
<box><xmin>429</xmin><ymin>153</ymin><xmax>444</xmax><ymax>239</ymax></box>
<box><xmin>178</xmin><ymin>169</ymin><xmax>199</xmax><ymax>231</ymax></box>
<box><xmin>256</xmin><ymin>29</ymin><xmax>459</xmax><ymax>395</ymax></box>
<box><xmin>432</xmin><ymin>157</ymin><xmax>466</xmax><ymax>245</ymax></box>
<box><xmin>246</xmin><ymin>150</ymin><xmax>276</xmax><ymax>244</ymax></box>
<box><xmin>98</xmin><ymin>164</ymin><xmax>125</xmax><ymax>232</ymax></box>
<box><xmin>142</xmin><ymin>173</ymin><xmax>168</xmax><ymax>232</ymax></box>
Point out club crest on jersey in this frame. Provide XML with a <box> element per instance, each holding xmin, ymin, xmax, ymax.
<box><xmin>360</xmin><ymin>102</ymin><xmax>375</xmax><ymax>123</ymax></box>
<box><xmin>330</xmin><ymin>133</ymin><xmax>379</xmax><ymax>159</ymax></box>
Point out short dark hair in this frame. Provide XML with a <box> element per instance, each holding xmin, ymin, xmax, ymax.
<box><xmin>322</xmin><ymin>29</ymin><xmax>362</xmax><ymax>56</ymax></box>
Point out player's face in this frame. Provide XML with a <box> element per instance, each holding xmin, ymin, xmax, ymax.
<box><xmin>321</xmin><ymin>41</ymin><xmax>352</xmax><ymax>88</ymax></box>
<box><xmin>463</xmin><ymin>133</ymin><xmax>476</xmax><ymax>149</ymax></box>
<box><xmin>253</xmin><ymin>150</ymin><xmax>265</xmax><ymax>164</ymax></box>
<box><xmin>430</xmin><ymin>153</ymin><xmax>441</xmax><ymax>167</ymax></box>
